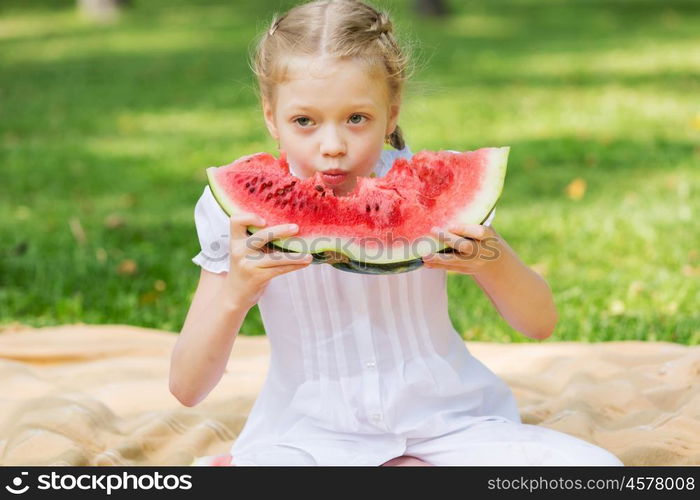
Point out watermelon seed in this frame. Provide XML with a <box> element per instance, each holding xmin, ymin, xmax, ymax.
<box><xmin>248</xmin><ymin>187</ymin><xmax>255</xmax><ymax>194</ymax></box>
<box><xmin>252</xmin><ymin>176</ymin><xmax>258</xmax><ymax>184</ymax></box>
<box><xmin>266</xmin><ymin>181</ymin><xmax>273</xmax><ymax>188</ymax></box>
<box><xmin>365</xmin><ymin>204</ymin><xmax>371</xmax><ymax>213</ymax></box>
<box><xmin>277</xmin><ymin>188</ymin><xmax>285</xmax><ymax>195</ymax></box>
<box><xmin>298</xmin><ymin>202</ymin><xmax>304</xmax><ymax>209</ymax></box>
<box><xmin>291</xmin><ymin>181</ymin><xmax>296</xmax><ymax>186</ymax></box>
<box><xmin>245</xmin><ymin>182</ymin><xmax>250</xmax><ymax>188</ymax></box>
<box><xmin>321</xmin><ymin>191</ymin><xmax>326</xmax><ymax>198</ymax></box>
<box><xmin>266</xmin><ymin>193</ymin><xmax>273</xmax><ymax>201</ymax></box>
<box><xmin>315</xmin><ymin>185</ymin><xmax>324</xmax><ymax>192</ymax></box>
<box><xmin>374</xmin><ymin>203</ymin><xmax>379</xmax><ymax>211</ymax></box>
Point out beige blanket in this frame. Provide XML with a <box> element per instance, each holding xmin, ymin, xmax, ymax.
<box><xmin>0</xmin><ymin>324</ymin><xmax>697</xmax><ymax>466</ymax></box>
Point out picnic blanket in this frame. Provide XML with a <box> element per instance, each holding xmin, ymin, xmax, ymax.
<box><xmin>0</xmin><ymin>324</ymin><xmax>697</xmax><ymax>466</ymax></box>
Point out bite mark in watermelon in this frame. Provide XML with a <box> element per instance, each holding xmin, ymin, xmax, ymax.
<box><xmin>206</xmin><ymin>147</ymin><xmax>508</xmax><ymax>274</ymax></box>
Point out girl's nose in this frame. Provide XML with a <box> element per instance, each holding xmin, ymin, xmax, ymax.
<box><xmin>320</xmin><ymin>128</ymin><xmax>346</xmax><ymax>156</ymax></box>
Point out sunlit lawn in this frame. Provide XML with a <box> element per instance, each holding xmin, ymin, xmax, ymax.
<box><xmin>1</xmin><ymin>0</ymin><xmax>698</xmax><ymax>343</ymax></box>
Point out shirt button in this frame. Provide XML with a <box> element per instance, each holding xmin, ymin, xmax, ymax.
<box><xmin>364</xmin><ymin>360</ymin><xmax>376</xmax><ymax>369</ymax></box>
<box><xmin>371</xmin><ymin>413</ymin><xmax>383</xmax><ymax>422</ymax></box>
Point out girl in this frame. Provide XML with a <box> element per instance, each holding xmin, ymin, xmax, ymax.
<box><xmin>171</xmin><ymin>0</ymin><xmax>624</xmax><ymax>467</ymax></box>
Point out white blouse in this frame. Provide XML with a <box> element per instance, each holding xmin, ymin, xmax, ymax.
<box><xmin>191</xmin><ymin>146</ymin><xmax>520</xmax><ymax>466</ymax></box>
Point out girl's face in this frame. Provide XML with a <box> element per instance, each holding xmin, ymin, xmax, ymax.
<box><xmin>263</xmin><ymin>56</ymin><xmax>401</xmax><ymax>197</ymax></box>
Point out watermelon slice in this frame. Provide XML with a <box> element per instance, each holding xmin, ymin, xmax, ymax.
<box><xmin>206</xmin><ymin>147</ymin><xmax>508</xmax><ymax>274</ymax></box>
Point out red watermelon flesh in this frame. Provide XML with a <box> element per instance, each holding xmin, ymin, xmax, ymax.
<box><xmin>206</xmin><ymin>147</ymin><xmax>508</xmax><ymax>266</ymax></box>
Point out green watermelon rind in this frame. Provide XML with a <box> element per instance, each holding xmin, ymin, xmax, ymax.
<box><xmin>207</xmin><ymin>147</ymin><xmax>508</xmax><ymax>267</ymax></box>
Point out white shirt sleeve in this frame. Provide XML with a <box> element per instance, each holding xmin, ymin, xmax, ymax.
<box><xmin>191</xmin><ymin>185</ymin><xmax>231</xmax><ymax>274</ymax></box>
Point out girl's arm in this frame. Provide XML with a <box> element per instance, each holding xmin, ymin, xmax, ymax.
<box><xmin>424</xmin><ymin>224</ymin><xmax>557</xmax><ymax>340</ymax></box>
<box><xmin>170</xmin><ymin>213</ymin><xmax>311</xmax><ymax>407</ymax></box>
<box><xmin>169</xmin><ymin>269</ymin><xmax>251</xmax><ymax>407</ymax></box>
<box><xmin>471</xmin><ymin>228</ymin><xmax>558</xmax><ymax>340</ymax></box>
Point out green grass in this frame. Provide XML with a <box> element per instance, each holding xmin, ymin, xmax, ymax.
<box><xmin>1</xmin><ymin>0</ymin><xmax>698</xmax><ymax>343</ymax></box>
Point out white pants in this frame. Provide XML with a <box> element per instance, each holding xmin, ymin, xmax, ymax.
<box><xmin>404</xmin><ymin>418</ymin><xmax>623</xmax><ymax>466</ymax></box>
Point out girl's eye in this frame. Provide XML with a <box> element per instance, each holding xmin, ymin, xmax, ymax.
<box><xmin>293</xmin><ymin>115</ymin><xmax>367</xmax><ymax>127</ymax></box>
<box><xmin>294</xmin><ymin>117</ymin><xmax>313</xmax><ymax>127</ymax></box>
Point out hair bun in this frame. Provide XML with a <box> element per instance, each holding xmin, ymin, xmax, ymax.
<box><xmin>369</xmin><ymin>12</ymin><xmax>392</xmax><ymax>35</ymax></box>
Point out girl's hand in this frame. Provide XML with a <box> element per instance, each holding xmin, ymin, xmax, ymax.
<box><xmin>422</xmin><ymin>224</ymin><xmax>501</xmax><ymax>276</ymax></box>
<box><xmin>224</xmin><ymin>213</ymin><xmax>313</xmax><ymax>309</ymax></box>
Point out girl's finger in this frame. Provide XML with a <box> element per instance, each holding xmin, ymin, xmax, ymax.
<box><xmin>246</xmin><ymin>224</ymin><xmax>300</xmax><ymax>252</ymax></box>
<box><xmin>430</xmin><ymin>228</ymin><xmax>477</xmax><ymax>255</ymax></box>
<box><xmin>443</xmin><ymin>223</ymin><xmax>492</xmax><ymax>241</ymax></box>
<box><xmin>424</xmin><ymin>261</ymin><xmax>451</xmax><ymax>272</ymax></box>
<box><xmin>424</xmin><ymin>253</ymin><xmax>450</xmax><ymax>265</ymax></box>
<box><xmin>267</xmin><ymin>263</ymin><xmax>313</xmax><ymax>276</ymax></box>
<box><xmin>230</xmin><ymin>213</ymin><xmax>266</xmax><ymax>240</ymax></box>
<box><xmin>248</xmin><ymin>252</ymin><xmax>312</xmax><ymax>268</ymax></box>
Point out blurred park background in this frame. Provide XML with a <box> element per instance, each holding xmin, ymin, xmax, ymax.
<box><xmin>0</xmin><ymin>0</ymin><xmax>697</xmax><ymax>343</ymax></box>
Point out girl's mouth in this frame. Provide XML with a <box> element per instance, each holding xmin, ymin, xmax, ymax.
<box><xmin>321</xmin><ymin>172</ymin><xmax>348</xmax><ymax>186</ymax></box>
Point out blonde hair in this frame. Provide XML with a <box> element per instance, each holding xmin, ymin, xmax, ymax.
<box><xmin>249</xmin><ymin>0</ymin><xmax>413</xmax><ymax>150</ymax></box>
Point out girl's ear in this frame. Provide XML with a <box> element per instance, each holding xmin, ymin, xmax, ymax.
<box><xmin>262</xmin><ymin>98</ymin><xmax>280</xmax><ymax>142</ymax></box>
<box><xmin>386</xmin><ymin>97</ymin><xmax>401</xmax><ymax>136</ymax></box>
